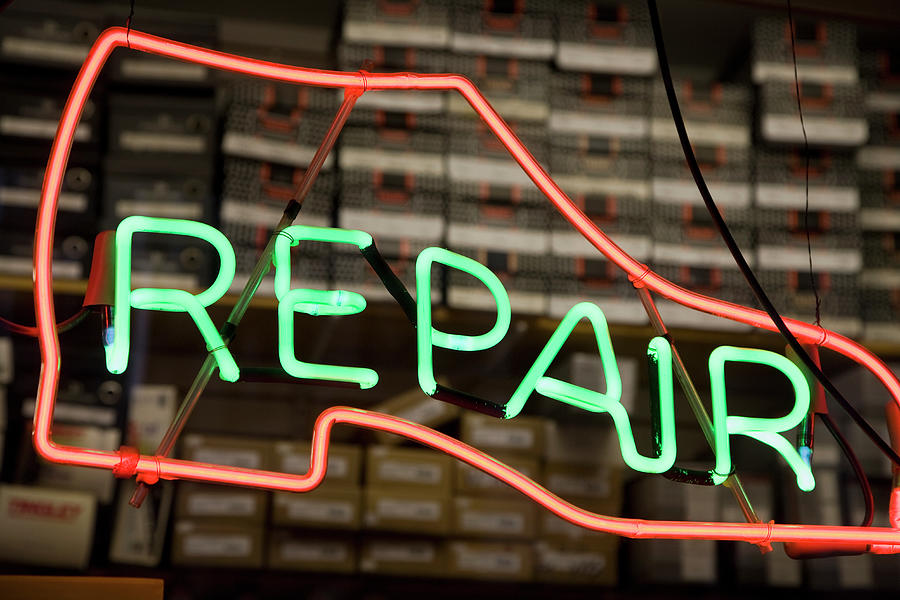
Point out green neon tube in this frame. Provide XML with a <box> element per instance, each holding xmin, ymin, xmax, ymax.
<box><xmin>708</xmin><ymin>346</ymin><xmax>815</xmax><ymax>491</ymax></box>
<box><xmin>272</xmin><ymin>225</ymin><xmax>378</xmax><ymax>389</ymax></box>
<box><xmin>131</xmin><ymin>288</ymin><xmax>239</xmax><ymax>383</ymax></box>
<box><xmin>415</xmin><ymin>247</ymin><xmax>511</xmax><ymax>395</ymax></box>
<box><xmin>507</xmin><ymin>303</ymin><xmax>677</xmax><ymax>473</ymax></box>
<box><xmin>106</xmin><ymin>216</ymin><xmax>236</xmax><ymax>378</ymax></box>
<box><xmin>273</xmin><ymin>225</ymin><xmax>373</xmax><ymax>299</ymax></box>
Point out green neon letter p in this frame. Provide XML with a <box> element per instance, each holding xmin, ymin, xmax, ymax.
<box><xmin>415</xmin><ymin>247</ymin><xmax>511</xmax><ymax>396</ymax></box>
<box><xmin>107</xmin><ymin>216</ymin><xmax>238</xmax><ymax>381</ymax></box>
<box><xmin>709</xmin><ymin>346</ymin><xmax>815</xmax><ymax>491</ymax></box>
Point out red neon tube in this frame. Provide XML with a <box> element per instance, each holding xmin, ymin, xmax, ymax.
<box><xmin>31</xmin><ymin>28</ymin><xmax>900</xmax><ymax>546</ymax></box>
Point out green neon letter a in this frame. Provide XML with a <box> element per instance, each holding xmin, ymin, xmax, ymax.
<box><xmin>709</xmin><ymin>346</ymin><xmax>815</xmax><ymax>491</ymax></box>
<box><xmin>107</xmin><ymin>216</ymin><xmax>238</xmax><ymax>382</ymax></box>
<box><xmin>507</xmin><ymin>302</ymin><xmax>677</xmax><ymax>473</ymax></box>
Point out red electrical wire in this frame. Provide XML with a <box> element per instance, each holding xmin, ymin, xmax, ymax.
<box><xmin>30</xmin><ymin>28</ymin><xmax>900</xmax><ymax>547</ymax></box>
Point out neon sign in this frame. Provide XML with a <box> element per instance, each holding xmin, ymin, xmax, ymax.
<box><xmin>29</xmin><ymin>28</ymin><xmax>900</xmax><ymax>550</ymax></box>
<box><xmin>108</xmin><ymin>217</ymin><xmax>816</xmax><ymax>491</ymax></box>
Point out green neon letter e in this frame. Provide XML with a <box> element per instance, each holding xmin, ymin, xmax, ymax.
<box><xmin>415</xmin><ymin>247</ymin><xmax>511</xmax><ymax>396</ymax></box>
<box><xmin>107</xmin><ymin>216</ymin><xmax>238</xmax><ymax>382</ymax></box>
<box><xmin>709</xmin><ymin>346</ymin><xmax>815</xmax><ymax>491</ymax></box>
<box><xmin>273</xmin><ymin>225</ymin><xmax>378</xmax><ymax>389</ymax></box>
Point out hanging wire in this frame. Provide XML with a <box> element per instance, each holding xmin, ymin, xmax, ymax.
<box><xmin>0</xmin><ymin>308</ymin><xmax>90</xmax><ymax>337</ymax></box>
<box><xmin>786</xmin><ymin>0</ymin><xmax>822</xmax><ymax>326</ymax></box>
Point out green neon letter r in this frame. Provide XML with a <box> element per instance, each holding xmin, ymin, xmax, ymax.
<box><xmin>709</xmin><ymin>346</ymin><xmax>815</xmax><ymax>491</ymax></box>
<box><xmin>107</xmin><ymin>216</ymin><xmax>238</xmax><ymax>382</ymax></box>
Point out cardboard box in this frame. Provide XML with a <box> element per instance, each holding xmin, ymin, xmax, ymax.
<box><xmin>272</xmin><ymin>440</ymin><xmax>362</xmax><ymax>488</ymax></box>
<box><xmin>175</xmin><ymin>482</ymin><xmax>268</xmax><ymax>524</ymax></box>
<box><xmin>339</xmin><ymin>126</ymin><xmax>445</xmax><ymax>177</ymax></box>
<box><xmin>271</xmin><ymin>485</ymin><xmax>362</xmax><ymax>530</ymax></box>
<box><xmin>108</xmin><ymin>94</ymin><xmax>215</xmax><ymax>158</ymax></box>
<box><xmin>360</xmin><ymin>537</ymin><xmax>445</xmax><ymax>577</ymax></box>
<box><xmin>543</xmin><ymin>463</ymin><xmax>623</xmax><ymax>507</ymax></box>
<box><xmin>171</xmin><ymin>520</ymin><xmax>264</xmax><ymax>569</ymax></box>
<box><xmin>446</xmin><ymin>540</ymin><xmax>533</xmax><ymax>581</ymax></box>
<box><xmin>455</xmin><ymin>453</ymin><xmax>541</xmax><ymax>497</ymax></box>
<box><xmin>180</xmin><ymin>433</ymin><xmax>272</xmax><ymax>471</ymax></box>
<box><xmin>222</xmin><ymin>157</ymin><xmax>334</xmax><ymax>231</ymax></box>
<box><xmin>555</xmin><ymin>0</ymin><xmax>656</xmax><ymax>75</ymax></box>
<box><xmin>125</xmin><ymin>385</ymin><xmax>178</xmax><ymax>455</ymax></box>
<box><xmin>363</xmin><ymin>486</ymin><xmax>451</xmax><ymax>535</ymax></box>
<box><xmin>0</xmin><ymin>161</ymin><xmax>98</xmax><ymax>231</ymax></box>
<box><xmin>267</xmin><ymin>530</ymin><xmax>356</xmax><ymax>573</ymax></box>
<box><xmin>370</xmin><ymin>385</ymin><xmax>461</xmax><ymax>445</ymax></box>
<box><xmin>461</xmin><ymin>412</ymin><xmax>545</xmax><ymax>457</ymax></box>
<box><xmin>451</xmin><ymin>0</ymin><xmax>554</xmax><ymax>60</ymax></box>
<box><xmin>108</xmin><ymin>479</ymin><xmax>174</xmax><ymax>567</ymax></box>
<box><xmin>451</xmin><ymin>496</ymin><xmax>536</xmax><ymax>540</ymax></box>
<box><xmin>759</xmin><ymin>80</ymin><xmax>867</xmax><ymax>147</ymax></box>
<box><xmin>752</xmin><ymin>16</ymin><xmax>858</xmax><ymax>84</ymax></box>
<box><xmin>342</xmin><ymin>0</ymin><xmax>450</xmax><ymax>49</ymax></box>
<box><xmin>0</xmin><ymin>1</ymin><xmax>102</xmax><ymax>69</ymax></box>
<box><xmin>33</xmin><ymin>422</ymin><xmax>120</xmax><ymax>503</ymax></box>
<box><xmin>366</xmin><ymin>445</ymin><xmax>453</xmax><ymax>493</ymax></box>
<box><xmin>102</xmin><ymin>156</ymin><xmax>214</xmax><ymax>223</ymax></box>
<box><xmin>0</xmin><ymin>484</ymin><xmax>96</xmax><ymax>569</ymax></box>
<box><xmin>534</xmin><ymin>537</ymin><xmax>619</xmax><ymax>586</ymax></box>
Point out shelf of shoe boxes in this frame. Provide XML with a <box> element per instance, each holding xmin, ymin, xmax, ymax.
<box><xmin>649</xmin><ymin>76</ymin><xmax>755</xmax><ymax>334</ymax></box>
<box><xmin>858</xmin><ymin>50</ymin><xmax>900</xmax><ymax>344</ymax></box>
<box><xmin>336</xmin><ymin>0</ymin><xmax>450</xmax><ymax>304</ymax></box>
<box><xmin>0</xmin><ymin>1</ymin><xmax>103</xmax><ymax>283</ymax></box>
<box><xmin>752</xmin><ymin>16</ymin><xmax>866</xmax><ymax>340</ymax></box>
<box><xmin>442</xmin><ymin>0</ymin><xmax>554</xmax><ymax>317</ymax></box>
<box><xmin>164</xmin><ymin>350</ymin><xmax>628</xmax><ymax>584</ymax></box>
<box><xmin>547</xmin><ymin>1</ymin><xmax>656</xmax><ymax>327</ymax></box>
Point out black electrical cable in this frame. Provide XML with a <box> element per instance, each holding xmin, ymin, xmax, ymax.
<box><xmin>820</xmin><ymin>412</ymin><xmax>875</xmax><ymax>527</ymax></box>
<box><xmin>647</xmin><ymin>0</ymin><xmax>900</xmax><ymax>469</ymax></box>
<box><xmin>786</xmin><ymin>0</ymin><xmax>822</xmax><ymax>327</ymax></box>
<box><xmin>0</xmin><ymin>307</ymin><xmax>90</xmax><ymax>337</ymax></box>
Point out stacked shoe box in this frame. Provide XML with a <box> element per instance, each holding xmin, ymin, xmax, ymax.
<box><xmin>220</xmin><ymin>80</ymin><xmax>338</xmax><ymax>296</ymax></box>
<box><xmin>650</xmin><ymin>78</ymin><xmax>754</xmax><ymax>331</ymax></box>
<box><xmin>753</xmin><ymin>16</ymin><xmax>866</xmax><ymax>337</ymax></box>
<box><xmin>548</xmin><ymin>1</ymin><xmax>655</xmax><ymax>325</ymax></box>
<box><xmin>360</xmin><ymin>445</ymin><xmax>453</xmax><ymax>578</ymax></box>
<box><xmin>445</xmin><ymin>1</ymin><xmax>554</xmax><ymax>315</ymax></box>
<box><xmin>337</xmin><ymin>0</ymin><xmax>451</xmax><ymax>303</ymax></box>
<box><xmin>858</xmin><ymin>51</ymin><xmax>900</xmax><ymax>343</ymax></box>
<box><xmin>268</xmin><ymin>441</ymin><xmax>362</xmax><ymax>573</ymax></box>
<box><xmin>628</xmin><ymin>476</ymin><xmax>727</xmax><ymax>585</ymax></box>
<box><xmin>0</xmin><ymin>0</ymin><xmax>103</xmax><ymax>281</ymax></box>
